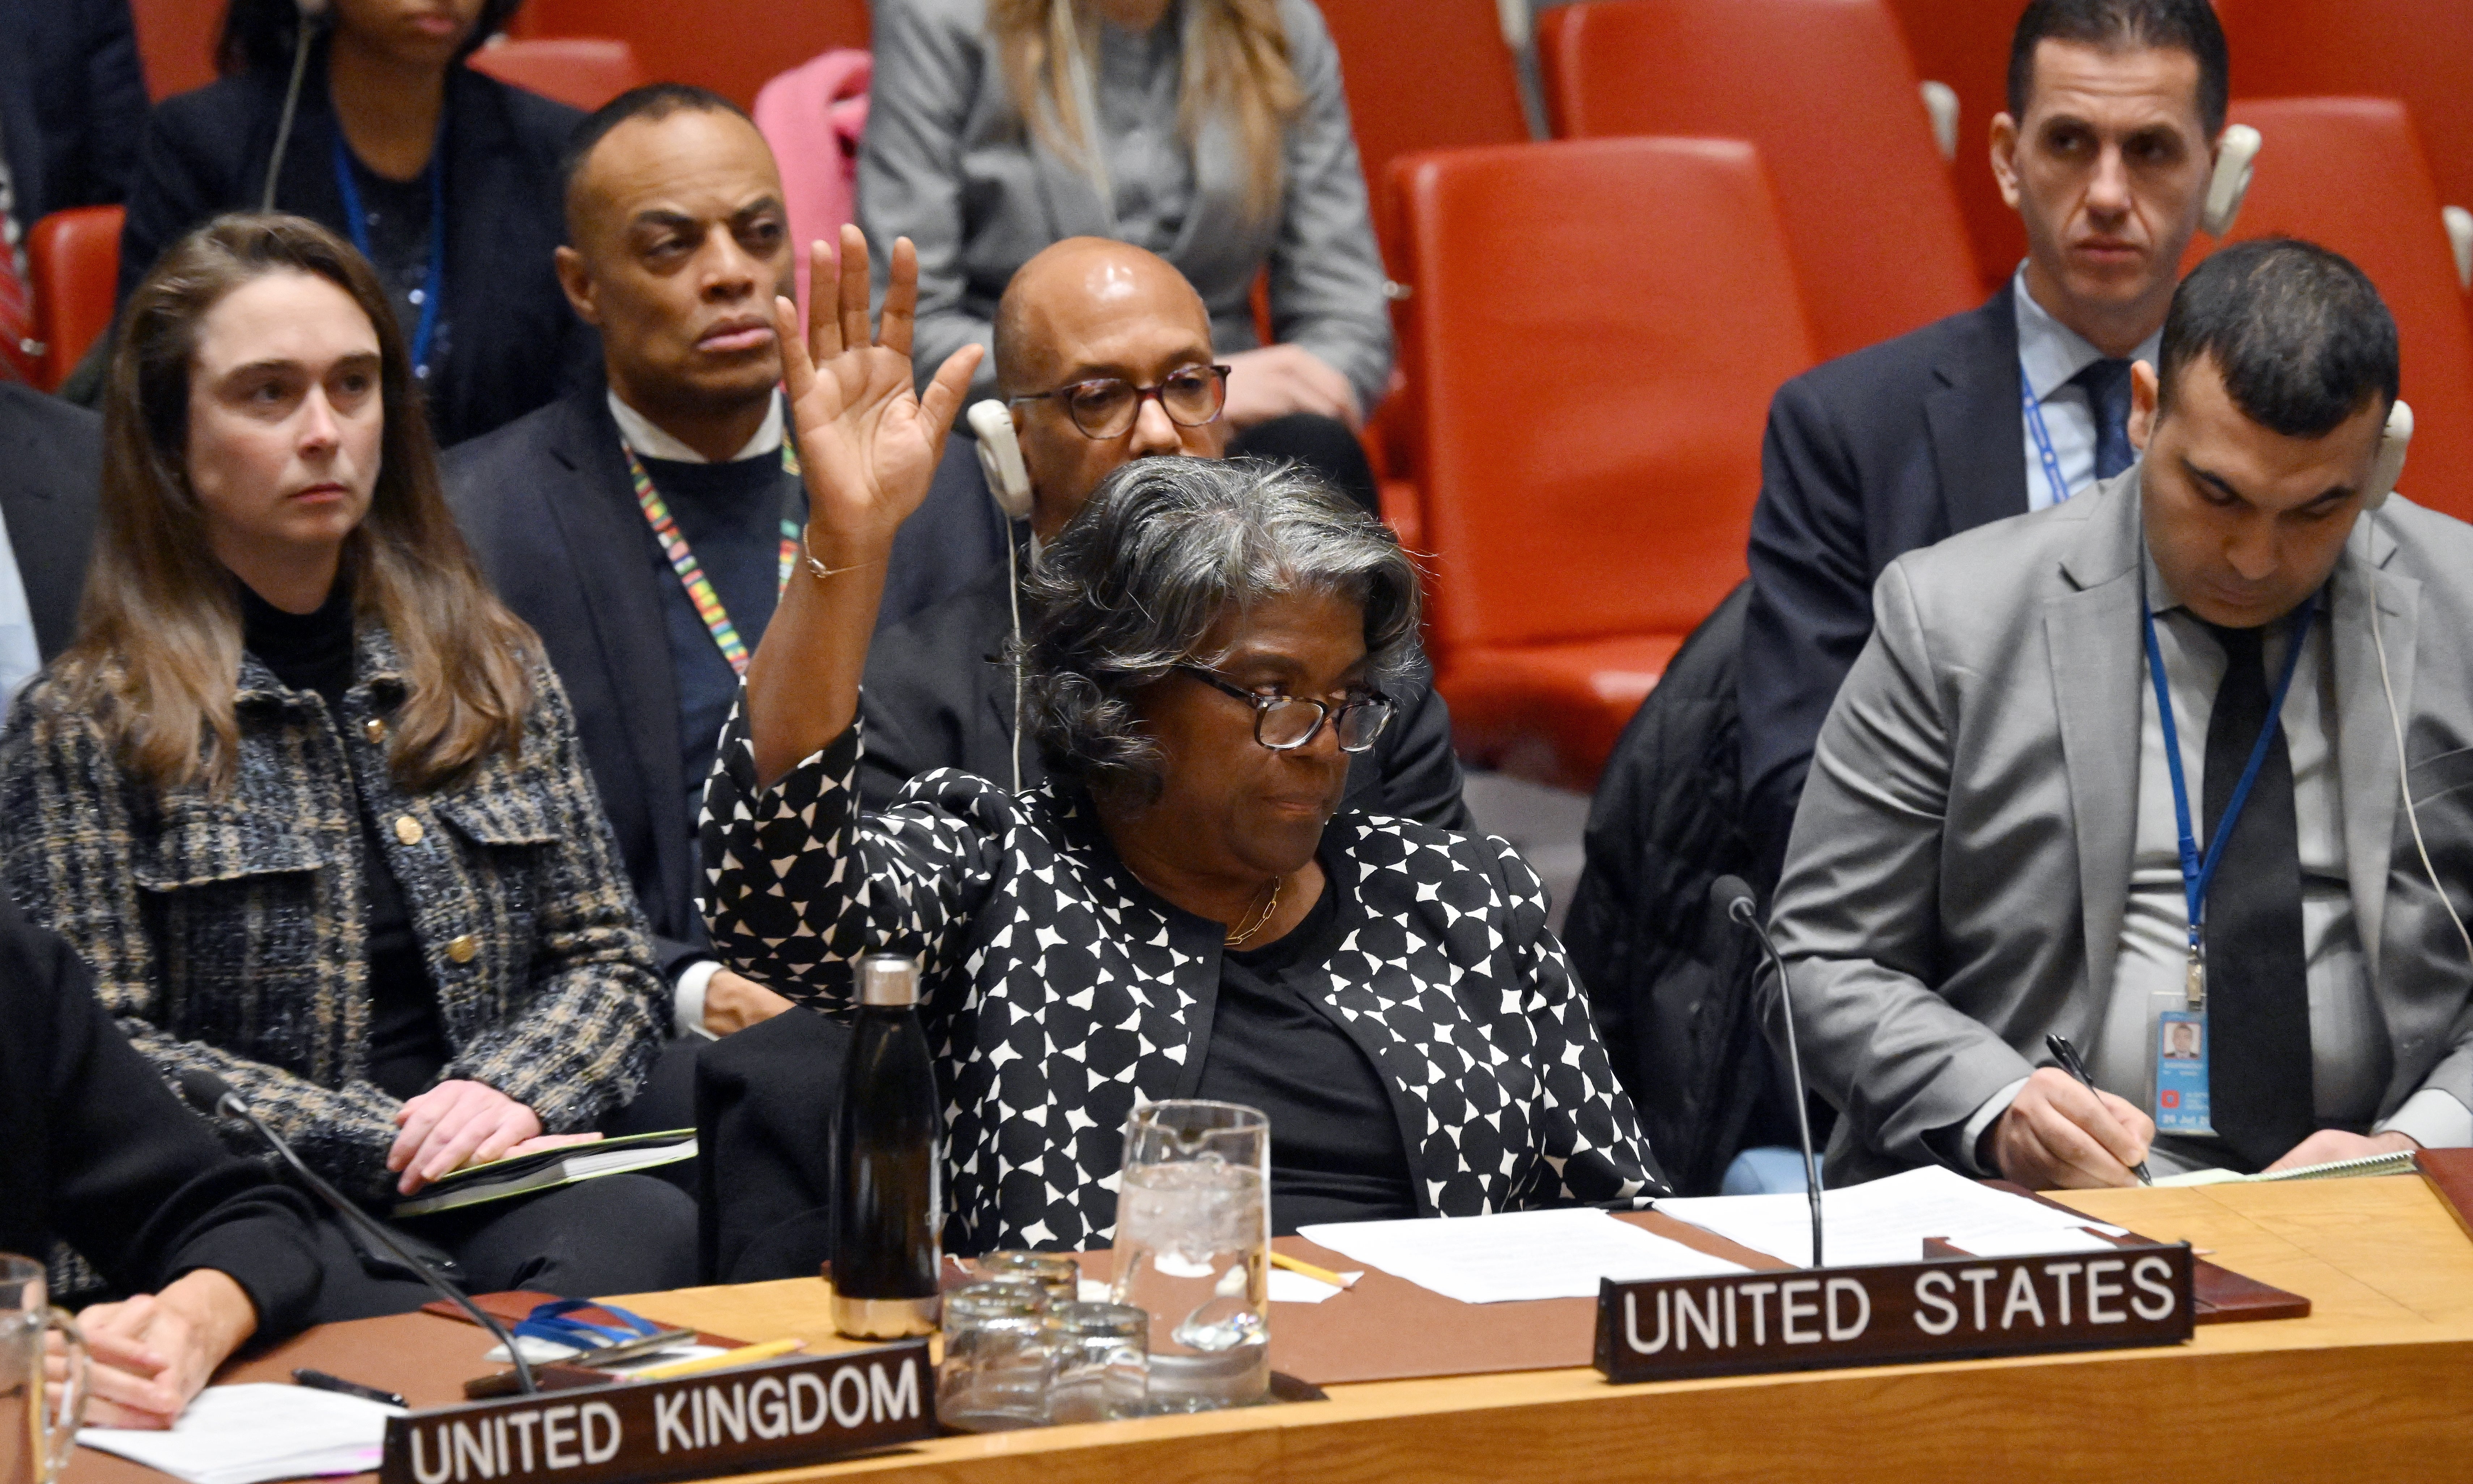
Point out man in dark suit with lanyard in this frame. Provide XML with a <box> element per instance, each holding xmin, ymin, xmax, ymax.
<box><xmin>445</xmin><ymin>85</ymin><xmax>841</xmax><ymax>1048</ymax></box>
<box><xmin>1739</xmin><ymin>0</ymin><xmax>2234</xmax><ymax>877</ymax></box>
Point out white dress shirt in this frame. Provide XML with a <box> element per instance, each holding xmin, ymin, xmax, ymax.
<box><xmin>2013</xmin><ymin>269</ymin><xmax>2162</xmax><ymax>511</ymax></box>
<box><xmin>0</xmin><ymin>506</ymin><xmax>38</xmax><ymax>725</ymax></box>
<box><xmin>1962</xmin><ymin>556</ymin><xmax>2473</xmax><ymax>1169</ymax></box>
<box><xmin>607</xmin><ymin>387</ymin><xmax>787</xmax><ymax>1038</ymax></box>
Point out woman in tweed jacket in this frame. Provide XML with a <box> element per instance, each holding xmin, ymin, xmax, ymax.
<box><xmin>0</xmin><ymin>215</ymin><xmax>690</xmax><ymax>1299</ymax></box>
<box><xmin>701</xmin><ymin>238</ymin><xmax>1660</xmax><ymax>1253</ymax></box>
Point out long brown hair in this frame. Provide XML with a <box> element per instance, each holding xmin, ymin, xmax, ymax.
<box><xmin>990</xmin><ymin>0</ymin><xmax>1304</xmax><ymax>223</ymax></box>
<box><xmin>58</xmin><ymin>212</ymin><xmax>537</xmax><ymax>796</ymax></box>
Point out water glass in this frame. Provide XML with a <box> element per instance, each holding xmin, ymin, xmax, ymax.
<box><xmin>1</xmin><ymin>1255</ymin><xmax>88</xmax><ymax>1484</ymax></box>
<box><xmin>1108</xmin><ymin>1100</ymin><xmax>1271</xmax><ymax>1411</ymax></box>
<box><xmin>934</xmin><ymin>1281</ymin><xmax>1056</xmax><ymax>1433</ymax></box>
<box><xmin>973</xmin><ymin>1251</ymin><xmax>1081</xmax><ymax>1304</ymax></box>
<box><xmin>1044</xmin><ymin>1302</ymin><xmax>1149</xmax><ymax>1425</ymax></box>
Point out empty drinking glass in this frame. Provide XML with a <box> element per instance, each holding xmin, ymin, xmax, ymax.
<box><xmin>2</xmin><ymin>1254</ymin><xmax>88</xmax><ymax>1484</ymax></box>
<box><xmin>973</xmin><ymin>1251</ymin><xmax>1080</xmax><ymax>1304</ymax></box>
<box><xmin>934</xmin><ymin>1281</ymin><xmax>1056</xmax><ymax>1433</ymax></box>
<box><xmin>1044</xmin><ymin>1301</ymin><xmax>1149</xmax><ymax>1424</ymax></box>
<box><xmin>1108</xmin><ymin>1100</ymin><xmax>1271</xmax><ymax>1411</ymax></box>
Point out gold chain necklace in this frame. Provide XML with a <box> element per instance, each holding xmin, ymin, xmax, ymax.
<box><xmin>1222</xmin><ymin>875</ymin><xmax>1284</xmax><ymax>948</ymax></box>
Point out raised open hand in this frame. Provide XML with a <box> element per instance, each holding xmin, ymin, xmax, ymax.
<box><xmin>779</xmin><ymin>224</ymin><xmax>983</xmax><ymax>564</ymax></box>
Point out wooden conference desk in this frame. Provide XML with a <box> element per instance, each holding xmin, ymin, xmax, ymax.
<box><xmin>69</xmin><ymin>1176</ymin><xmax>2473</xmax><ymax>1484</ymax></box>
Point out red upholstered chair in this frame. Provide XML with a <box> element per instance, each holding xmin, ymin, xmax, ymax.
<box><xmin>2182</xmin><ymin>98</ymin><xmax>2473</xmax><ymax>524</ymax></box>
<box><xmin>1316</xmin><ymin>0</ymin><xmax>1533</xmax><ymax>553</ymax></box>
<box><xmin>1884</xmin><ymin>0</ymin><xmax>2029</xmax><ymax>294</ymax></box>
<box><xmin>128</xmin><ymin>0</ymin><xmax>217</xmax><ymax>101</ymax></box>
<box><xmin>1393</xmin><ymin>138</ymin><xmax>1813</xmax><ymax>790</ymax></box>
<box><xmin>1538</xmin><ymin>0</ymin><xmax>1978</xmax><ymax>364</ymax></box>
<box><xmin>465</xmin><ymin>38</ymin><xmax>644</xmax><ymax>112</ymax></box>
<box><xmin>27</xmin><ymin>206</ymin><xmax>122</xmax><ymax>392</ymax></box>
<box><xmin>512</xmin><ymin>0</ymin><xmax>869</xmax><ymax>109</ymax></box>
<box><xmin>2216</xmin><ymin>0</ymin><xmax>2473</xmax><ymax>236</ymax></box>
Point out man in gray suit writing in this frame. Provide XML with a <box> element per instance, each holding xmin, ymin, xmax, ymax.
<box><xmin>1773</xmin><ymin>239</ymin><xmax>2473</xmax><ymax>1189</ymax></box>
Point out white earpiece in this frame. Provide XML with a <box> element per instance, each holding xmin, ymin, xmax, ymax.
<box><xmin>2365</xmin><ymin>398</ymin><xmax>2413</xmax><ymax>511</ymax></box>
<box><xmin>2201</xmin><ymin>124</ymin><xmax>2262</xmax><ymax>238</ymax></box>
<box><xmin>967</xmin><ymin>400</ymin><xmax>1034</xmax><ymax>522</ymax></box>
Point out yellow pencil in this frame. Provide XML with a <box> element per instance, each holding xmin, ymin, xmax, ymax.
<box><xmin>629</xmin><ymin>1338</ymin><xmax>806</xmax><ymax>1380</ymax></box>
<box><xmin>1268</xmin><ymin>1251</ymin><xmax>1352</xmax><ymax>1289</ymax></box>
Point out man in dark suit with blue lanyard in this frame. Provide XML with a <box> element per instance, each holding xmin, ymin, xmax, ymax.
<box><xmin>1739</xmin><ymin>0</ymin><xmax>2234</xmax><ymax>877</ymax></box>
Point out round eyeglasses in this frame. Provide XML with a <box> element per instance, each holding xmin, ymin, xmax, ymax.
<box><xmin>1177</xmin><ymin>664</ymin><xmax>1394</xmax><ymax>753</ymax></box>
<box><xmin>1010</xmin><ymin>364</ymin><xmax>1232</xmax><ymax>440</ymax></box>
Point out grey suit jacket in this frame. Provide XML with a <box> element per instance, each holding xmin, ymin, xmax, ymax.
<box><xmin>857</xmin><ymin>0</ymin><xmax>1394</xmax><ymax>411</ymax></box>
<box><xmin>1771</xmin><ymin>468</ymin><xmax>2473</xmax><ymax>1186</ymax></box>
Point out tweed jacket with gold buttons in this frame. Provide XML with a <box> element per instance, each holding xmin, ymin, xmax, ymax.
<box><xmin>0</xmin><ymin>626</ymin><xmax>668</xmax><ymax>1203</ymax></box>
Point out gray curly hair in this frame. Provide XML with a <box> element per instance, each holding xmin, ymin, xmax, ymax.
<box><xmin>1020</xmin><ymin>457</ymin><xmax>1423</xmax><ymax>798</ymax></box>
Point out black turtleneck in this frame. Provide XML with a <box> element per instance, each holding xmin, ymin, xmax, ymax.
<box><xmin>239</xmin><ymin>580</ymin><xmax>449</xmax><ymax>1101</ymax></box>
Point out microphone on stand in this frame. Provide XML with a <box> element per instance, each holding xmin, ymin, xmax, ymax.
<box><xmin>1711</xmin><ymin>875</ymin><xmax>1825</xmax><ymax>1268</ymax></box>
<box><xmin>177</xmin><ymin>1069</ymin><xmax>538</xmax><ymax>1394</ymax></box>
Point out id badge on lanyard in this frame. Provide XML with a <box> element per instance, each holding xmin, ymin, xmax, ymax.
<box><xmin>2140</xmin><ymin>590</ymin><xmax>2316</xmax><ymax>1137</ymax></box>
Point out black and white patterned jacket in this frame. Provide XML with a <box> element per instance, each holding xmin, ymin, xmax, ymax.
<box><xmin>701</xmin><ymin>706</ymin><xmax>1664</xmax><ymax>1253</ymax></box>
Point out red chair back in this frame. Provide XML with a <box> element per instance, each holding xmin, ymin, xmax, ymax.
<box><xmin>466</xmin><ymin>38</ymin><xmax>645</xmax><ymax>112</ymax></box>
<box><xmin>1315</xmin><ymin>0</ymin><xmax>1530</xmax><ymax>272</ymax></box>
<box><xmin>511</xmin><ymin>0</ymin><xmax>869</xmax><ymax>108</ymax></box>
<box><xmin>28</xmin><ymin>206</ymin><xmax>122</xmax><ymax>392</ymax></box>
<box><xmin>2184</xmin><ymin>98</ymin><xmax>2473</xmax><ymax>523</ymax></box>
<box><xmin>1539</xmin><ymin>0</ymin><xmax>1978</xmax><ymax>362</ymax></box>
<box><xmin>2217</xmin><ymin>0</ymin><xmax>2473</xmax><ymax>222</ymax></box>
<box><xmin>1397</xmin><ymin>137</ymin><xmax>1812</xmax><ymax>660</ymax></box>
<box><xmin>1883</xmin><ymin>0</ymin><xmax>2029</xmax><ymax>294</ymax></box>
<box><xmin>129</xmin><ymin>0</ymin><xmax>217</xmax><ymax>101</ymax></box>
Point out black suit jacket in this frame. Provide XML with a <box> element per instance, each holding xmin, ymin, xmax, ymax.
<box><xmin>1739</xmin><ymin>286</ymin><xmax>2028</xmax><ymax>875</ymax></box>
<box><xmin>0</xmin><ymin>0</ymin><xmax>147</xmax><ymax>221</ymax></box>
<box><xmin>0</xmin><ymin>383</ymin><xmax>100</xmax><ymax>659</ymax></box>
<box><xmin>0</xmin><ymin>893</ymin><xmax>323</xmax><ymax>1332</ymax></box>
<box><xmin>858</xmin><ymin>559</ymin><xmax>1474</xmax><ymax>829</ymax></box>
<box><xmin>444</xmin><ymin>386</ymin><xmax>1030</xmax><ymax>982</ymax></box>
<box><xmin>118</xmin><ymin>50</ymin><xmax>591</xmax><ymax>447</ymax></box>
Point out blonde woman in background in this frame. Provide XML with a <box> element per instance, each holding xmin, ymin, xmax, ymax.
<box><xmin>859</xmin><ymin>0</ymin><xmax>1394</xmax><ymax>513</ymax></box>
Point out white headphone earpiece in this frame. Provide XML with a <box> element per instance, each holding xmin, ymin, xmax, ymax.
<box><xmin>967</xmin><ymin>400</ymin><xmax>1034</xmax><ymax>522</ymax></box>
<box><xmin>2201</xmin><ymin>123</ymin><xmax>2262</xmax><ymax>238</ymax></box>
<box><xmin>2364</xmin><ymin>398</ymin><xmax>2413</xmax><ymax>511</ymax></box>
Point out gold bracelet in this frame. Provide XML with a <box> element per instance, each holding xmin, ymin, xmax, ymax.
<box><xmin>802</xmin><ymin>524</ymin><xmax>877</xmax><ymax>582</ymax></box>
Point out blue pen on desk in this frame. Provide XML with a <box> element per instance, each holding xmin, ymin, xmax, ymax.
<box><xmin>2045</xmin><ymin>1033</ymin><xmax>2154</xmax><ymax>1186</ymax></box>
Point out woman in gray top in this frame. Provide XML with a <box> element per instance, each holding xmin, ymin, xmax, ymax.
<box><xmin>860</xmin><ymin>0</ymin><xmax>1395</xmax><ymax>508</ymax></box>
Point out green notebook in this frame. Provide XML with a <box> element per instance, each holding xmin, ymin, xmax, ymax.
<box><xmin>391</xmin><ymin>1128</ymin><xmax>698</xmax><ymax>1218</ymax></box>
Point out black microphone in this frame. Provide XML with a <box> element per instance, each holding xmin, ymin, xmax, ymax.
<box><xmin>178</xmin><ymin>1069</ymin><xmax>538</xmax><ymax>1394</ymax></box>
<box><xmin>1711</xmin><ymin>875</ymin><xmax>1825</xmax><ymax>1268</ymax></box>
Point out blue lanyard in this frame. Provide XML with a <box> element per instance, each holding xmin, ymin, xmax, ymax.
<box><xmin>2142</xmin><ymin>590</ymin><xmax>2317</xmax><ymax>1006</ymax></box>
<box><xmin>2020</xmin><ymin>364</ymin><xmax>2073</xmax><ymax>507</ymax></box>
<box><xmin>332</xmin><ymin>127</ymin><xmax>446</xmax><ymax>379</ymax></box>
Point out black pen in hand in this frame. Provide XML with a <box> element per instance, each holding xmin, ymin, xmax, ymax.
<box><xmin>293</xmin><ymin>1368</ymin><xmax>406</xmax><ymax>1408</ymax></box>
<box><xmin>2044</xmin><ymin>1033</ymin><xmax>2153</xmax><ymax>1186</ymax></box>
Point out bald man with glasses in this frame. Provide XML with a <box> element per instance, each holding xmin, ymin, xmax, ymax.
<box><xmin>856</xmin><ymin>236</ymin><xmax>1468</xmax><ymax>828</ymax></box>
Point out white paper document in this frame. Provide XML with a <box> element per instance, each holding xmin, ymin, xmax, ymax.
<box><xmin>1296</xmin><ymin>1208</ymin><xmax>1746</xmax><ymax>1305</ymax></box>
<box><xmin>1655</xmin><ymin>1165</ymin><xmax>2132</xmax><ymax>1269</ymax></box>
<box><xmin>78</xmin><ymin>1382</ymin><xmax>402</xmax><ymax>1484</ymax></box>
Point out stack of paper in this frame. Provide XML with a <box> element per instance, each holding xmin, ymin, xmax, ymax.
<box><xmin>1654</xmin><ymin>1165</ymin><xmax>2130</xmax><ymax>1268</ymax></box>
<box><xmin>1296</xmin><ymin>1208</ymin><xmax>1746</xmax><ymax>1304</ymax></box>
<box><xmin>78</xmin><ymin>1383</ymin><xmax>401</xmax><ymax>1484</ymax></box>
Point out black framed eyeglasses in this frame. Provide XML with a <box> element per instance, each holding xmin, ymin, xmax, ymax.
<box><xmin>1010</xmin><ymin>364</ymin><xmax>1232</xmax><ymax>439</ymax></box>
<box><xmin>1177</xmin><ymin>664</ymin><xmax>1394</xmax><ymax>753</ymax></box>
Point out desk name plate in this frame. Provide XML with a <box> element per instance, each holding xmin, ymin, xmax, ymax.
<box><xmin>1595</xmin><ymin>1242</ymin><xmax>2195</xmax><ymax>1384</ymax></box>
<box><xmin>378</xmin><ymin>1340</ymin><xmax>934</xmax><ymax>1484</ymax></box>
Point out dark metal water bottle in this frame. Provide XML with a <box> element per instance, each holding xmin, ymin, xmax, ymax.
<box><xmin>831</xmin><ymin>953</ymin><xmax>944</xmax><ymax>1338</ymax></box>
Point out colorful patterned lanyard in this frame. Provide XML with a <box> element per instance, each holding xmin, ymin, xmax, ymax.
<box><xmin>2020</xmin><ymin>364</ymin><xmax>2074</xmax><ymax>508</ymax></box>
<box><xmin>625</xmin><ymin>440</ymin><xmax>804</xmax><ymax>677</ymax></box>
